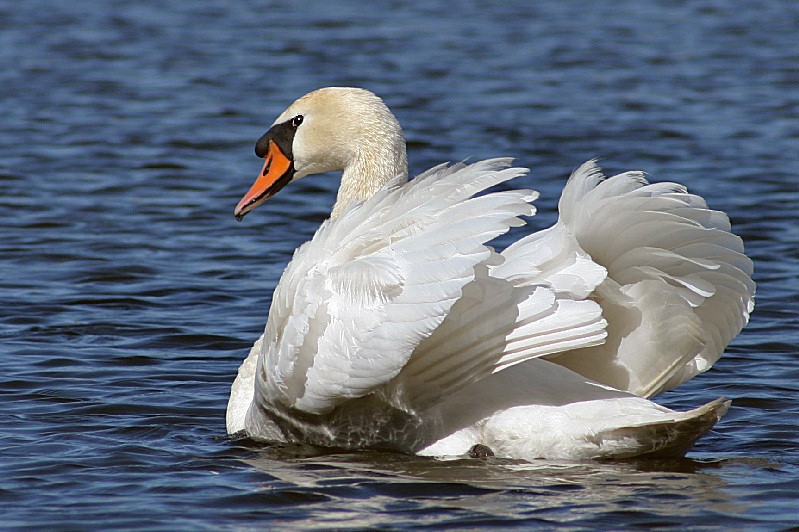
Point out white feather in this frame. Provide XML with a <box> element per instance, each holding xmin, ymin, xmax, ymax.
<box><xmin>227</xmin><ymin>88</ymin><xmax>754</xmax><ymax>460</ymax></box>
<box><xmin>544</xmin><ymin>160</ymin><xmax>755</xmax><ymax>397</ymax></box>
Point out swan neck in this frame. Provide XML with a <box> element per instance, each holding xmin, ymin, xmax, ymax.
<box><xmin>331</xmin><ymin>144</ymin><xmax>408</xmax><ymax>218</ymax></box>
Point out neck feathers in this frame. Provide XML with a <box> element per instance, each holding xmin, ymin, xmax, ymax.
<box><xmin>331</xmin><ymin>120</ymin><xmax>408</xmax><ymax>218</ymax></box>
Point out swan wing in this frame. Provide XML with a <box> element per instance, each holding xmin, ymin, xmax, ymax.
<box><xmin>543</xmin><ymin>161</ymin><xmax>755</xmax><ymax>397</ymax></box>
<box><xmin>395</xmin><ymin>255</ymin><xmax>608</xmax><ymax>409</ymax></box>
<box><xmin>258</xmin><ymin>159</ymin><xmax>536</xmax><ymax>415</ymax></box>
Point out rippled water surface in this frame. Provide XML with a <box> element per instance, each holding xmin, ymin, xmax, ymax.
<box><xmin>2</xmin><ymin>0</ymin><xmax>799</xmax><ymax>528</ymax></box>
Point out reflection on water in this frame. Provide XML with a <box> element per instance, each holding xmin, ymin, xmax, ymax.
<box><xmin>228</xmin><ymin>440</ymin><xmax>770</xmax><ymax>527</ymax></box>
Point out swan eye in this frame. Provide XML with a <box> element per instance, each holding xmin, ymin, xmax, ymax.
<box><xmin>291</xmin><ymin>115</ymin><xmax>303</xmax><ymax>127</ymax></box>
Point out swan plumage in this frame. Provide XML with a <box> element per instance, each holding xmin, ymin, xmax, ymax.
<box><xmin>227</xmin><ymin>87</ymin><xmax>754</xmax><ymax>461</ymax></box>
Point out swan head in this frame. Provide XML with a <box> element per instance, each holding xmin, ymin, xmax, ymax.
<box><xmin>235</xmin><ymin>87</ymin><xmax>408</xmax><ymax>220</ymax></box>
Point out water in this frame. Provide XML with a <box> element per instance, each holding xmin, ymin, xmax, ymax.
<box><xmin>2</xmin><ymin>0</ymin><xmax>798</xmax><ymax>528</ymax></box>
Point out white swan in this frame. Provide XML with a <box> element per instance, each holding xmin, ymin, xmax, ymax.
<box><xmin>227</xmin><ymin>87</ymin><xmax>755</xmax><ymax>461</ymax></box>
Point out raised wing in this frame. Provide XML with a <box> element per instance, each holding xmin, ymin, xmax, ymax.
<box><xmin>394</xmin><ymin>256</ymin><xmax>608</xmax><ymax>409</ymax></box>
<box><xmin>391</xmin><ymin>186</ymin><xmax>616</xmax><ymax>410</ymax></box>
<box><xmin>543</xmin><ymin>161</ymin><xmax>755</xmax><ymax>397</ymax></box>
<box><xmin>256</xmin><ymin>159</ymin><xmax>536</xmax><ymax>415</ymax></box>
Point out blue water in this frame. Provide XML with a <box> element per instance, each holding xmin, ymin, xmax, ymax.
<box><xmin>2</xmin><ymin>0</ymin><xmax>798</xmax><ymax>528</ymax></box>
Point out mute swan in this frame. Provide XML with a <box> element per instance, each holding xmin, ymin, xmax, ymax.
<box><xmin>227</xmin><ymin>87</ymin><xmax>754</xmax><ymax>461</ymax></box>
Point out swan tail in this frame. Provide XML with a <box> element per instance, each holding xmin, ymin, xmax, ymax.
<box><xmin>543</xmin><ymin>160</ymin><xmax>754</xmax><ymax>397</ymax></box>
<box><xmin>417</xmin><ymin>358</ymin><xmax>731</xmax><ymax>460</ymax></box>
<box><xmin>592</xmin><ymin>397</ymin><xmax>730</xmax><ymax>459</ymax></box>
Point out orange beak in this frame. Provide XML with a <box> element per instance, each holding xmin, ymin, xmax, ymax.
<box><xmin>234</xmin><ymin>139</ymin><xmax>294</xmax><ymax>221</ymax></box>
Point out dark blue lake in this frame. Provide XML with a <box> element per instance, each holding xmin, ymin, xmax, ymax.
<box><xmin>2</xmin><ymin>0</ymin><xmax>798</xmax><ymax>528</ymax></box>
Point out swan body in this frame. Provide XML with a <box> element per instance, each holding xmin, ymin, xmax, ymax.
<box><xmin>227</xmin><ymin>87</ymin><xmax>754</xmax><ymax>461</ymax></box>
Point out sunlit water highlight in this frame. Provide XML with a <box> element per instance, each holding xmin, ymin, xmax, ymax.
<box><xmin>2</xmin><ymin>0</ymin><xmax>798</xmax><ymax>528</ymax></box>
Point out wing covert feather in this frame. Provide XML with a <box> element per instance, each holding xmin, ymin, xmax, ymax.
<box><xmin>257</xmin><ymin>159</ymin><xmax>536</xmax><ymax>415</ymax></box>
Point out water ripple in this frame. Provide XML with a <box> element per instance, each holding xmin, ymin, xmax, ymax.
<box><xmin>2</xmin><ymin>0</ymin><xmax>798</xmax><ymax>528</ymax></box>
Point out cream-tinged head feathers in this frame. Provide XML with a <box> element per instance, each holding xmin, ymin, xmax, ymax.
<box><xmin>236</xmin><ymin>87</ymin><xmax>409</xmax><ymax>219</ymax></box>
<box><xmin>276</xmin><ymin>88</ymin><xmax>407</xmax><ymax>180</ymax></box>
